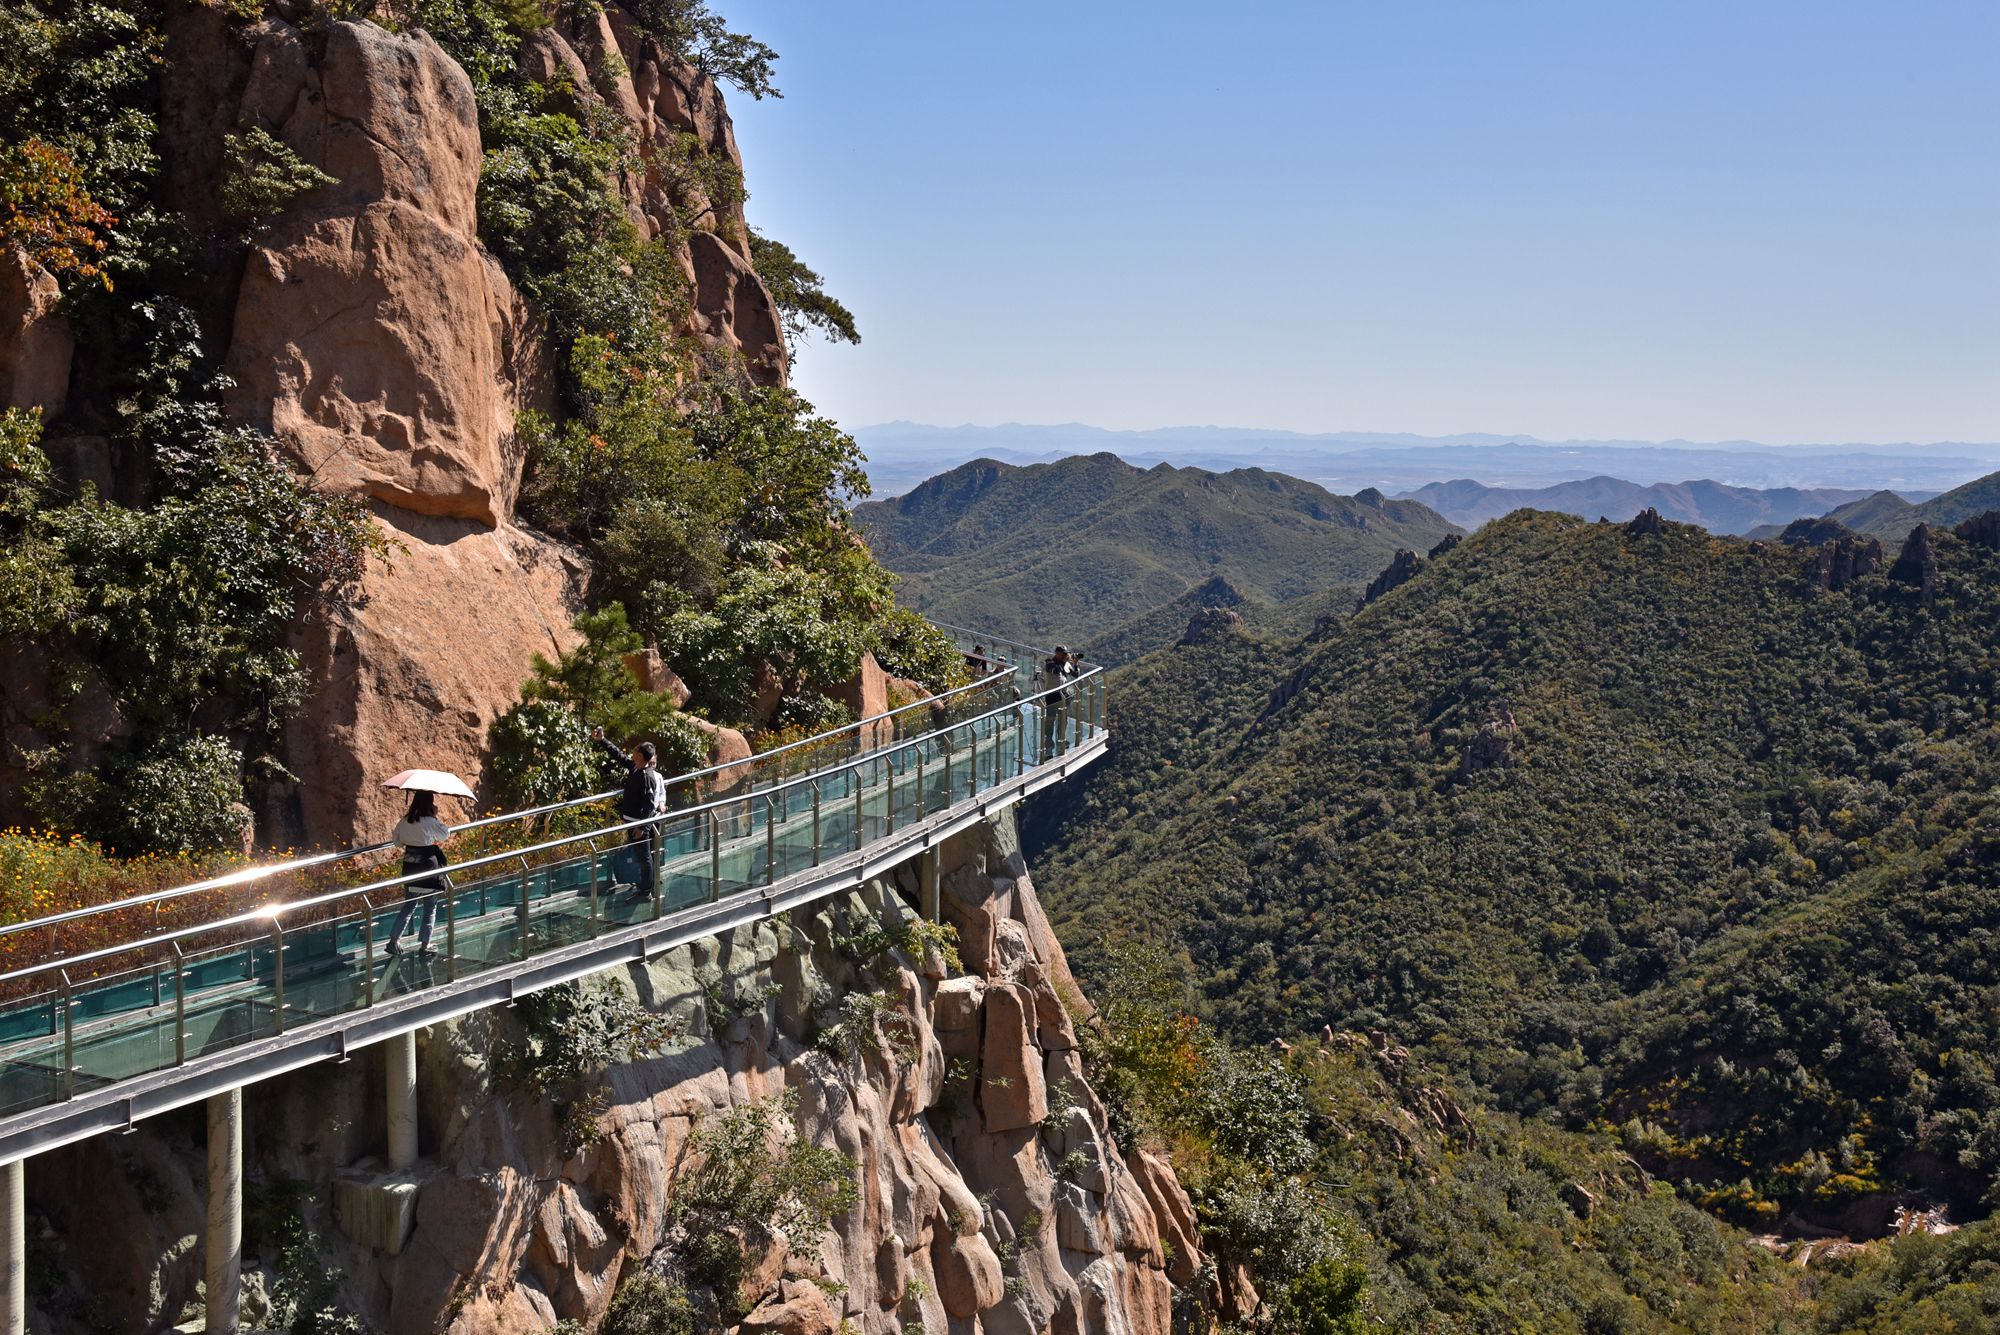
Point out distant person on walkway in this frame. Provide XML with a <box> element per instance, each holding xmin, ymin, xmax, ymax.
<box><xmin>594</xmin><ymin>727</ymin><xmax>666</xmax><ymax>901</ymax></box>
<box><xmin>1041</xmin><ymin>645</ymin><xmax>1080</xmax><ymax>757</ymax></box>
<box><xmin>386</xmin><ymin>792</ymin><xmax>452</xmax><ymax>957</ymax></box>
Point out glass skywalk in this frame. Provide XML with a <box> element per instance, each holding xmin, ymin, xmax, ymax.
<box><xmin>0</xmin><ymin>630</ymin><xmax>1105</xmax><ymax>1133</ymax></box>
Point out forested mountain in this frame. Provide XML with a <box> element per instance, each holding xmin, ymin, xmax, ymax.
<box><xmin>1404</xmin><ymin>476</ymin><xmax>1882</xmax><ymax>534</ymax></box>
<box><xmin>1818</xmin><ymin>469</ymin><xmax>2000</xmax><ymax>540</ymax></box>
<box><xmin>1029</xmin><ymin>508</ymin><xmax>2000</xmax><ymax>1240</ymax></box>
<box><xmin>852</xmin><ymin>453</ymin><xmax>1457</xmax><ymax>657</ymax></box>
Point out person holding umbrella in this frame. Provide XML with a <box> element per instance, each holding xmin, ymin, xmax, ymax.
<box><xmin>593</xmin><ymin>727</ymin><xmax>666</xmax><ymax>901</ymax></box>
<box><xmin>379</xmin><ymin>769</ymin><xmax>474</xmax><ymax>957</ymax></box>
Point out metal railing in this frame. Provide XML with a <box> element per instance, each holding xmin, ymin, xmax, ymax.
<box><xmin>0</xmin><ymin>632</ymin><xmax>1106</xmax><ymax>1122</ymax></box>
<box><xmin>0</xmin><ymin>634</ymin><xmax>1059</xmax><ymax>976</ymax></box>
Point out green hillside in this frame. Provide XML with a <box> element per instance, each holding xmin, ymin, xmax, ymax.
<box><xmin>1821</xmin><ymin>469</ymin><xmax>2000</xmax><ymax>539</ymax></box>
<box><xmin>853</xmin><ymin>454</ymin><xmax>1457</xmax><ymax>655</ymax></box>
<box><xmin>1029</xmin><ymin>509</ymin><xmax>2000</xmax><ymax>1232</ymax></box>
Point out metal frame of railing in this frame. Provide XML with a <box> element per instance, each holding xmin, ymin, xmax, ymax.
<box><xmin>0</xmin><ymin>635</ymin><xmax>1052</xmax><ymax>960</ymax></box>
<box><xmin>0</xmin><ymin>657</ymin><xmax>1105</xmax><ymax>1000</ymax></box>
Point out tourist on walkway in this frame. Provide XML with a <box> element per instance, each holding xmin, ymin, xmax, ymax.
<box><xmin>386</xmin><ymin>791</ymin><xmax>452</xmax><ymax>956</ymax></box>
<box><xmin>1041</xmin><ymin>645</ymin><xmax>1079</xmax><ymax>758</ymax></box>
<box><xmin>594</xmin><ymin>727</ymin><xmax>667</xmax><ymax>901</ymax></box>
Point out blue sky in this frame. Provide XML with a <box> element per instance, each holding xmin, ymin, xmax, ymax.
<box><xmin>724</xmin><ymin>1</ymin><xmax>1999</xmax><ymax>444</ymax></box>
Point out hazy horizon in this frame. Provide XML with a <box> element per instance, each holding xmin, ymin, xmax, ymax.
<box><xmin>729</xmin><ymin>0</ymin><xmax>1998</xmax><ymax>446</ymax></box>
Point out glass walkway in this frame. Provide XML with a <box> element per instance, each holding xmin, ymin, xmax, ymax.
<box><xmin>0</xmin><ymin>630</ymin><xmax>1106</xmax><ymax>1152</ymax></box>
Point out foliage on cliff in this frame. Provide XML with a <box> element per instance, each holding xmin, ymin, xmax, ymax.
<box><xmin>1032</xmin><ymin>510</ymin><xmax>2000</xmax><ymax>1229</ymax></box>
<box><xmin>0</xmin><ymin>0</ymin><xmax>392</xmax><ymax>852</ymax></box>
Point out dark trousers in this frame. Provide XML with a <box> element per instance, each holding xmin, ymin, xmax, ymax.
<box><xmin>624</xmin><ymin>824</ymin><xmax>658</xmax><ymax>897</ymax></box>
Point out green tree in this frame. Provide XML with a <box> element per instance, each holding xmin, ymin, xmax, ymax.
<box><xmin>748</xmin><ymin>229</ymin><xmax>859</xmax><ymax>348</ymax></box>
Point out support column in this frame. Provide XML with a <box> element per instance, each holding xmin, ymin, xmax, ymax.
<box><xmin>387</xmin><ymin>1029</ymin><xmax>418</xmax><ymax>1170</ymax></box>
<box><xmin>2</xmin><ymin>1158</ymin><xmax>23</xmax><ymax>1335</ymax></box>
<box><xmin>921</xmin><ymin>847</ymin><xmax>941</xmax><ymax>924</ymax></box>
<box><xmin>206</xmin><ymin>1088</ymin><xmax>242</xmax><ymax>1335</ymax></box>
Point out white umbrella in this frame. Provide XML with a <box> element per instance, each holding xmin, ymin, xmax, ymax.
<box><xmin>380</xmin><ymin>769</ymin><xmax>476</xmax><ymax>799</ymax></box>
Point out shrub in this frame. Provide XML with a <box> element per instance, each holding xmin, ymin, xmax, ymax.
<box><xmin>670</xmin><ymin>1092</ymin><xmax>859</xmax><ymax>1298</ymax></box>
<box><xmin>112</xmin><ymin>734</ymin><xmax>252</xmax><ymax>854</ymax></box>
<box><xmin>0</xmin><ymin>138</ymin><xmax>116</xmax><ymax>282</ymax></box>
<box><xmin>489</xmin><ymin>605</ymin><xmax>710</xmax><ymax>807</ymax></box>
<box><xmin>219</xmin><ymin>127</ymin><xmax>336</xmax><ymax>224</ymax></box>
<box><xmin>600</xmin><ymin>1272</ymin><xmax>695</xmax><ymax>1335</ymax></box>
<box><xmin>867</xmin><ymin>607</ymin><xmax>970</xmax><ymax>692</ymax></box>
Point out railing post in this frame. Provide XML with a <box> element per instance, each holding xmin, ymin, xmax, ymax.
<box><xmin>854</xmin><ymin>773</ymin><xmax>864</xmax><ymax>852</ymax></box>
<box><xmin>811</xmin><ymin>780</ymin><xmax>821</xmax><ymax>866</ymax></box>
<box><xmin>765</xmin><ymin>794</ymin><xmax>777</xmax><ymax>885</ymax></box>
<box><xmin>587</xmin><ymin>849</ymin><xmax>601</xmax><ymax>936</ymax></box>
<box><xmin>57</xmin><ymin>971</ymin><xmax>73</xmax><ymax>1102</ymax></box>
<box><xmin>515</xmin><ymin>864</ymin><xmax>532</xmax><ymax>962</ymax></box>
<box><xmin>171</xmin><ymin>943</ymin><xmax>188</xmax><ymax>1065</ymax></box>
<box><xmin>917</xmin><ymin>747</ymin><xmax>927</xmax><ymax>819</ymax></box>
<box><xmin>943</xmin><ymin>738</ymin><xmax>954</xmax><ymax>804</ymax></box>
<box><xmin>1016</xmin><ymin>705</ymin><xmax>1028</xmax><ymax>776</ymax></box>
<box><xmin>708</xmin><ymin>813</ymin><xmax>722</xmax><ymax>901</ymax></box>
<box><xmin>886</xmin><ymin>752</ymin><xmax>898</xmax><ymax>835</ymax></box>
<box><xmin>358</xmin><ymin>899</ymin><xmax>375</xmax><ymax>1009</ymax></box>
<box><xmin>444</xmin><ymin>889</ymin><xmax>457</xmax><ymax>982</ymax></box>
<box><xmin>269</xmin><ymin>923</ymin><xmax>286</xmax><ymax>1036</ymax></box>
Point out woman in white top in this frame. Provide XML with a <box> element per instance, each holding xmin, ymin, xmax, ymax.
<box><xmin>386</xmin><ymin>791</ymin><xmax>452</xmax><ymax>956</ymax></box>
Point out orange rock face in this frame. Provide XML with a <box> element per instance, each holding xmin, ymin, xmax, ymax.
<box><xmin>0</xmin><ymin>246</ymin><xmax>72</xmax><ymax>418</ymax></box>
<box><xmin>271</xmin><ymin>512</ymin><xmax>588</xmax><ymax>848</ymax></box>
<box><xmin>224</xmin><ymin>21</ymin><xmax>542</xmax><ymax>527</ymax></box>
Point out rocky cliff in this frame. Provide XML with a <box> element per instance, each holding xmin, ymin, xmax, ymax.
<box><xmin>1</xmin><ymin>2</ymin><xmax>795</xmax><ymax>847</ymax></box>
<box><xmin>23</xmin><ymin>813</ymin><xmax>1201</xmax><ymax>1334</ymax></box>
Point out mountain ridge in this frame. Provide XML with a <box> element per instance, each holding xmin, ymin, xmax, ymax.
<box><xmin>854</xmin><ymin>453</ymin><xmax>1458</xmax><ymax>658</ymax></box>
<box><xmin>1401</xmin><ymin>475</ymin><xmax>1892</xmax><ymax>534</ymax></box>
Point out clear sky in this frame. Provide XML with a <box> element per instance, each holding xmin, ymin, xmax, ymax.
<box><xmin>724</xmin><ymin>1</ymin><xmax>1999</xmax><ymax>444</ymax></box>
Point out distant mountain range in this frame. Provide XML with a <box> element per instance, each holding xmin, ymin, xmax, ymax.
<box><xmin>1399</xmin><ymin>476</ymin><xmax>1906</xmax><ymax>535</ymax></box>
<box><xmin>853</xmin><ymin>454</ymin><xmax>1457</xmax><ymax>660</ymax></box>
<box><xmin>854</xmin><ymin>421</ymin><xmax>2000</xmax><ymax>500</ymax></box>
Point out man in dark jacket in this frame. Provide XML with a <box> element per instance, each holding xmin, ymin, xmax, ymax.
<box><xmin>1041</xmin><ymin>645</ymin><xmax>1079</xmax><ymax>759</ymax></box>
<box><xmin>593</xmin><ymin>727</ymin><xmax>667</xmax><ymax>900</ymax></box>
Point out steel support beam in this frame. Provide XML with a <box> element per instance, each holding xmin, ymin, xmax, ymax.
<box><xmin>206</xmin><ymin>1087</ymin><xmax>242</xmax><ymax>1334</ymax></box>
<box><xmin>1</xmin><ymin>1158</ymin><xmax>22</xmax><ymax>1335</ymax></box>
<box><xmin>387</xmin><ymin>1030</ymin><xmax>418</xmax><ymax>1170</ymax></box>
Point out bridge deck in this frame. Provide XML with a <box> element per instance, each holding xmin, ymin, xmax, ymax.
<box><xmin>0</xmin><ymin>632</ymin><xmax>1105</xmax><ymax>1161</ymax></box>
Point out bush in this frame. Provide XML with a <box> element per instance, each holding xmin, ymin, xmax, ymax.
<box><xmin>219</xmin><ymin>127</ymin><xmax>335</xmax><ymax>224</ymax></box>
<box><xmin>113</xmin><ymin>735</ymin><xmax>252</xmax><ymax>854</ymax></box>
<box><xmin>489</xmin><ymin>605</ymin><xmax>711</xmax><ymax>807</ymax></box>
<box><xmin>867</xmin><ymin>606</ymin><xmax>970</xmax><ymax>692</ymax></box>
<box><xmin>600</xmin><ymin>1272</ymin><xmax>695</xmax><ymax>1335</ymax></box>
<box><xmin>669</xmin><ymin>1093</ymin><xmax>859</xmax><ymax>1298</ymax></box>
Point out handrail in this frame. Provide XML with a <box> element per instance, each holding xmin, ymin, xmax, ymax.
<box><xmin>0</xmin><ymin>662</ymin><xmax>1103</xmax><ymax>989</ymax></box>
<box><xmin>0</xmin><ymin>653</ymin><xmax>1021</xmax><ymax>945</ymax></box>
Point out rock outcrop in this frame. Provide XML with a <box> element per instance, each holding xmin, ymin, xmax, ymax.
<box><xmin>221</xmin><ymin>19</ymin><xmax>545</xmax><ymax>527</ymax></box>
<box><xmin>1953</xmin><ymin>508</ymin><xmax>2000</xmax><ymax>552</ymax></box>
<box><xmin>1178</xmin><ymin>606</ymin><xmax>1246</xmax><ymax>647</ymax></box>
<box><xmin>0</xmin><ymin>246</ymin><xmax>72</xmax><ymax>417</ymax></box>
<box><xmin>1623</xmin><ymin>507</ymin><xmax>1665</xmax><ymax>538</ymax></box>
<box><xmin>1890</xmin><ymin>524</ymin><xmax>1938</xmax><ymax>605</ymax></box>
<box><xmin>1361</xmin><ymin>548</ymin><xmax>1422</xmax><ymax>606</ymax></box>
<box><xmin>133</xmin><ymin>4</ymin><xmax>799</xmax><ymax>844</ymax></box>
<box><xmin>1804</xmin><ymin>535</ymin><xmax>1883</xmax><ymax>593</ymax></box>
<box><xmin>268</xmin><ymin>511</ymin><xmax>589</xmax><ymax>847</ymax></box>
<box><xmin>23</xmin><ymin>813</ymin><xmax>1197</xmax><ymax>1335</ymax></box>
<box><xmin>525</xmin><ymin>8</ymin><xmax>788</xmax><ymax>385</ymax></box>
